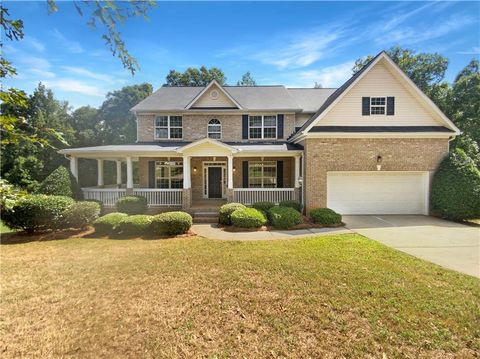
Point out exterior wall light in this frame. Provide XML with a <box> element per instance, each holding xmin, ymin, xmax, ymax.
<box><xmin>233</xmin><ymin>166</ymin><xmax>236</xmax><ymax>172</ymax></box>
<box><xmin>193</xmin><ymin>166</ymin><xmax>197</xmax><ymax>173</ymax></box>
<box><xmin>376</xmin><ymin>155</ymin><xmax>382</xmax><ymax>171</ymax></box>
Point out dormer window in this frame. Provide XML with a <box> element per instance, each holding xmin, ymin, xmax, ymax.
<box><xmin>155</xmin><ymin>115</ymin><xmax>183</xmax><ymax>139</ymax></box>
<box><xmin>207</xmin><ymin>119</ymin><xmax>221</xmax><ymax>139</ymax></box>
<box><xmin>370</xmin><ymin>97</ymin><xmax>386</xmax><ymax>115</ymax></box>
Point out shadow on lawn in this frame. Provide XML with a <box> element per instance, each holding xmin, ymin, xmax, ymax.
<box><xmin>0</xmin><ymin>227</ymin><xmax>195</xmax><ymax>245</ymax></box>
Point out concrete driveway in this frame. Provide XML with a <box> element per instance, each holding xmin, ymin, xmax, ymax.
<box><xmin>343</xmin><ymin>215</ymin><xmax>480</xmax><ymax>278</ymax></box>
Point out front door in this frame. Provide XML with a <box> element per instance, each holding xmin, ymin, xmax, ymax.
<box><xmin>208</xmin><ymin>167</ymin><xmax>222</xmax><ymax>198</ymax></box>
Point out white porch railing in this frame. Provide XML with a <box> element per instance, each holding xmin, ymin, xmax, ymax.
<box><xmin>133</xmin><ymin>188</ymin><xmax>183</xmax><ymax>207</ymax></box>
<box><xmin>82</xmin><ymin>188</ymin><xmax>127</xmax><ymax>207</ymax></box>
<box><xmin>81</xmin><ymin>188</ymin><xmax>183</xmax><ymax>207</ymax></box>
<box><xmin>233</xmin><ymin>188</ymin><xmax>297</xmax><ymax>205</ymax></box>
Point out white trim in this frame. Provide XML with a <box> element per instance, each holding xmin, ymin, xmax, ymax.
<box><xmin>176</xmin><ymin>138</ymin><xmax>239</xmax><ymax>154</ymax></box>
<box><xmin>184</xmin><ymin>80</ymin><xmax>243</xmax><ymax>109</ymax></box>
<box><xmin>202</xmin><ymin>161</ymin><xmax>227</xmax><ymax>198</ymax></box>
<box><xmin>248</xmin><ymin>114</ymin><xmax>277</xmax><ymax>140</ymax></box>
<box><xmin>370</xmin><ymin>96</ymin><xmax>387</xmax><ymax>116</ymax></box>
<box><xmin>293</xmin><ymin>52</ymin><xmax>460</xmax><ymax>142</ymax></box>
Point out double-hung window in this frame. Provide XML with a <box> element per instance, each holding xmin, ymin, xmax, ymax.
<box><xmin>370</xmin><ymin>97</ymin><xmax>386</xmax><ymax>115</ymax></box>
<box><xmin>155</xmin><ymin>161</ymin><xmax>183</xmax><ymax>188</ymax></box>
<box><xmin>207</xmin><ymin>119</ymin><xmax>221</xmax><ymax>139</ymax></box>
<box><xmin>248</xmin><ymin>115</ymin><xmax>277</xmax><ymax>139</ymax></box>
<box><xmin>248</xmin><ymin>161</ymin><xmax>277</xmax><ymax>188</ymax></box>
<box><xmin>155</xmin><ymin>115</ymin><xmax>183</xmax><ymax>139</ymax></box>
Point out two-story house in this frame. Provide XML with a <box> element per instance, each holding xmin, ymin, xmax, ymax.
<box><xmin>60</xmin><ymin>52</ymin><xmax>460</xmax><ymax>215</ymax></box>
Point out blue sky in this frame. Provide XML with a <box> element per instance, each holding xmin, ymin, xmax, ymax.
<box><xmin>3</xmin><ymin>1</ymin><xmax>479</xmax><ymax>109</ymax></box>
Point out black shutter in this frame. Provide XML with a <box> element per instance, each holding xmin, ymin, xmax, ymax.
<box><xmin>362</xmin><ymin>97</ymin><xmax>370</xmax><ymax>116</ymax></box>
<box><xmin>387</xmin><ymin>97</ymin><xmax>395</xmax><ymax>115</ymax></box>
<box><xmin>242</xmin><ymin>161</ymin><xmax>249</xmax><ymax>188</ymax></box>
<box><xmin>242</xmin><ymin>114</ymin><xmax>249</xmax><ymax>139</ymax></box>
<box><xmin>148</xmin><ymin>161</ymin><xmax>156</xmax><ymax>188</ymax></box>
<box><xmin>276</xmin><ymin>161</ymin><xmax>284</xmax><ymax>188</ymax></box>
<box><xmin>277</xmin><ymin>114</ymin><xmax>284</xmax><ymax>139</ymax></box>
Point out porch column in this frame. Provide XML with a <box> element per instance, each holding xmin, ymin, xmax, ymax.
<box><xmin>69</xmin><ymin>156</ymin><xmax>78</xmax><ymax>182</ymax></box>
<box><xmin>294</xmin><ymin>155</ymin><xmax>301</xmax><ymax>188</ymax></box>
<box><xmin>126</xmin><ymin>156</ymin><xmax>133</xmax><ymax>189</ymax></box>
<box><xmin>97</xmin><ymin>159</ymin><xmax>104</xmax><ymax>187</ymax></box>
<box><xmin>183</xmin><ymin>156</ymin><xmax>191</xmax><ymax>189</ymax></box>
<box><xmin>227</xmin><ymin>155</ymin><xmax>233</xmax><ymax>189</ymax></box>
<box><xmin>116</xmin><ymin>160</ymin><xmax>122</xmax><ymax>185</ymax></box>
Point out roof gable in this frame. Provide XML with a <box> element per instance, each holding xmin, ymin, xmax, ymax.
<box><xmin>294</xmin><ymin>51</ymin><xmax>460</xmax><ymax>138</ymax></box>
<box><xmin>185</xmin><ymin>80</ymin><xmax>242</xmax><ymax>109</ymax></box>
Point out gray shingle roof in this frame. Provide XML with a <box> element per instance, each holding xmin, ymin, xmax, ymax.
<box><xmin>286</xmin><ymin>88</ymin><xmax>337</xmax><ymax>113</ymax></box>
<box><xmin>131</xmin><ymin>85</ymin><xmax>328</xmax><ymax>112</ymax></box>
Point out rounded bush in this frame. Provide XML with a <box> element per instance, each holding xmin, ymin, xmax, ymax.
<box><xmin>279</xmin><ymin>200</ymin><xmax>301</xmax><ymax>212</ymax></box>
<box><xmin>431</xmin><ymin>148</ymin><xmax>480</xmax><ymax>220</ymax></box>
<box><xmin>150</xmin><ymin>211</ymin><xmax>193</xmax><ymax>236</ymax></box>
<box><xmin>219</xmin><ymin>202</ymin><xmax>246</xmax><ymax>225</ymax></box>
<box><xmin>268</xmin><ymin>206</ymin><xmax>302</xmax><ymax>229</ymax></box>
<box><xmin>2</xmin><ymin>195</ymin><xmax>75</xmax><ymax>233</ymax></box>
<box><xmin>116</xmin><ymin>195</ymin><xmax>148</xmax><ymax>215</ymax></box>
<box><xmin>93</xmin><ymin>212</ymin><xmax>128</xmax><ymax>235</ymax></box>
<box><xmin>62</xmin><ymin>201</ymin><xmax>101</xmax><ymax>229</ymax></box>
<box><xmin>310</xmin><ymin>208</ymin><xmax>342</xmax><ymax>226</ymax></box>
<box><xmin>117</xmin><ymin>215</ymin><xmax>153</xmax><ymax>236</ymax></box>
<box><xmin>231</xmin><ymin>208</ymin><xmax>267</xmax><ymax>228</ymax></box>
<box><xmin>252</xmin><ymin>201</ymin><xmax>275</xmax><ymax>213</ymax></box>
<box><xmin>83</xmin><ymin>199</ymin><xmax>104</xmax><ymax>214</ymax></box>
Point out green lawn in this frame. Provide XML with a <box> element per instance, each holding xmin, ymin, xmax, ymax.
<box><xmin>0</xmin><ymin>221</ymin><xmax>14</xmax><ymax>234</ymax></box>
<box><xmin>1</xmin><ymin>234</ymin><xmax>479</xmax><ymax>358</ymax></box>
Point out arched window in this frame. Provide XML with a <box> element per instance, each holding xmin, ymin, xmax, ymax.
<box><xmin>207</xmin><ymin>119</ymin><xmax>221</xmax><ymax>139</ymax></box>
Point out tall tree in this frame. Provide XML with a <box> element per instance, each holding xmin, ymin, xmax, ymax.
<box><xmin>165</xmin><ymin>66</ymin><xmax>226</xmax><ymax>86</ymax></box>
<box><xmin>99</xmin><ymin>83</ymin><xmax>153</xmax><ymax>144</ymax></box>
<box><xmin>237</xmin><ymin>72</ymin><xmax>256</xmax><ymax>86</ymax></box>
<box><xmin>451</xmin><ymin>59</ymin><xmax>479</xmax><ymax>145</ymax></box>
<box><xmin>70</xmin><ymin>106</ymin><xmax>101</xmax><ymax>147</ymax></box>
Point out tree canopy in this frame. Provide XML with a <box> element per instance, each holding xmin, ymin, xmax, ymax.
<box><xmin>237</xmin><ymin>72</ymin><xmax>257</xmax><ymax>86</ymax></box>
<box><xmin>165</xmin><ymin>66</ymin><xmax>226</xmax><ymax>86</ymax></box>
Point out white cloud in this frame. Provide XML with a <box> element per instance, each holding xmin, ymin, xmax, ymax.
<box><xmin>20</xmin><ymin>56</ymin><xmax>51</xmax><ymax>71</ymax></box>
<box><xmin>25</xmin><ymin>36</ymin><xmax>45</xmax><ymax>52</ymax></box>
<box><xmin>457</xmin><ymin>47</ymin><xmax>480</xmax><ymax>55</ymax></box>
<box><xmin>61</xmin><ymin>66</ymin><xmax>116</xmax><ymax>83</ymax></box>
<box><xmin>30</xmin><ymin>68</ymin><xmax>56</xmax><ymax>79</ymax></box>
<box><xmin>52</xmin><ymin>28</ymin><xmax>83</xmax><ymax>53</ymax></box>
<box><xmin>43</xmin><ymin>79</ymin><xmax>104</xmax><ymax>97</ymax></box>
<box><xmin>296</xmin><ymin>61</ymin><xmax>355</xmax><ymax>88</ymax></box>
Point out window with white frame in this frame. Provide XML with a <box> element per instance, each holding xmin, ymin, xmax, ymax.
<box><xmin>370</xmin><ymin>97</ymin><xmax>386</xmax><ymax>115</ymax></box>
<box><xmin>154</xmin><ymin>115</ymin><xmax>183</xmax><ymax>139</ymax></box>
<box><xmin>249</xmin><ymin>115</ymin><xmax>277</xmax><ymax>139</ymax></box>
<box><xmin>248</xmin><ymin>161</ymin><xmax>277</xmax><ymax>188</ymax></box>
<box><xmin>155</xmin><ymin>161</ymin><xmax>183</xmax><ymax>188</ymax></box>
<box><xmin>207</xmin><ymin>119</ymin><xmax>221</xmax><ymax>139</ymax></box>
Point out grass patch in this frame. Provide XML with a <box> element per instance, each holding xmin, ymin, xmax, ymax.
<box><xmin>0</xmin><ymin>221</ymin><xmax>14</xmax><ymax>234</ymax></box>
<box><xmin>1</xmin><ymin>234</ymin><xmax>479</xmax><ymax>358</ymax></box>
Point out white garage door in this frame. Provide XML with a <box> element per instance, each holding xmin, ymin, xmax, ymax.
<box><xmin>327</xmin><ymin>172</ymin><xmax>429</xmax><ymax>215</ymax></box>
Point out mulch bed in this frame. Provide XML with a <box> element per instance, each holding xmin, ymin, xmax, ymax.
<box><xmin>221</xmin><ymin>215</ymin><xmax>344</xmax><ymax>232</ymax></box>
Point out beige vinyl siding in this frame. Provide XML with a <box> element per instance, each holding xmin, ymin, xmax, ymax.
<box><xmin>319</xmin><ymin>60</ymin><xmax>443</xmax><ymax>127</ymax></box>
<box><xmin>190</xmin><ymin>84</ymin><xmax>237</xmax><ymax>108</ymax></box>
<box><xmin>295</xmin><ymin>113</ymin><xmax>312</xmax><ymax>127</ymax></box>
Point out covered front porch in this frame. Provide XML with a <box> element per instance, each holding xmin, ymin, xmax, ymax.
<box><xmin>60</xmin><ymin>139</ymin><xmax>303</xmax><ymax>211</ymax></box>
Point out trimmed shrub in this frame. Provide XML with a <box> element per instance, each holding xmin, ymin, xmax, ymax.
<box><xmin>116</xmin><ymin>195</ymin><xmax>148</xmax><ymax>215</ymax></box>
<box><xmin>38</xmin><ymin>166</ymin><xmax>73</xmax><ymax>197</ymax></box>
<box><xmin>431</xmin><ymin>148</ymin><xmax>480</xmax><ymax>220</ymax></box>
<box><xmin>93</xmin><ymin>212</ymin><xmax>128</xmax><ymax>235</ymax></box>
<box><xmin>310</xmin><ymin>208</ymin><xmax>342</xmax><ymax>226</ymax></box>
<box><xmin>252</xmin><ymin>201</ymin><xmax>275</xmax><ymax>213</ymax></box>
<box><xmin>279</xmin><ymin>200</ymin><xmax>301</xmax><ymax>212</ymax></box>
<box><xmin>219</xmin><ymin>202</ymin><xmax>246</xmax><ymax>225</ymax></box>
<box><xmin>84</xmin><ymin>199</ymin><xmax>104</xmax><ymax>214</ymax></box>
<box><xmin>2</xmin><ymin>195</ymin><xmax>75</xmax><ymax>233</ymax></box>
<box><xmin>117</xmin><ymin>215</ymin><xmax>153</xmax><ymax>236</ymax></box>
<box><xmin>268</xmin><ymin>206</ymin><xmax>302</xmax><ymax>229</ymax></box>
<box><xmin>150</xmin><ymin>211</ymin><xmax>193</xmax><ymax>236</ymax></box>
<box><xmin>231</xmin><ymin>208</ymin><xmax>267</xmax><ymax>228</ymax></box>
<box><xmin>62</xmin><ymin>201</ymin><xmax>101</xmax><ymax>229</ymax></box>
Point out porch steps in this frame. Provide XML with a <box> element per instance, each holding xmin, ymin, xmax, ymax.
<box><xmin>192</xmin><ymin>210</ymin><xmax>219</xmax><ymax>224</ymax></box>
